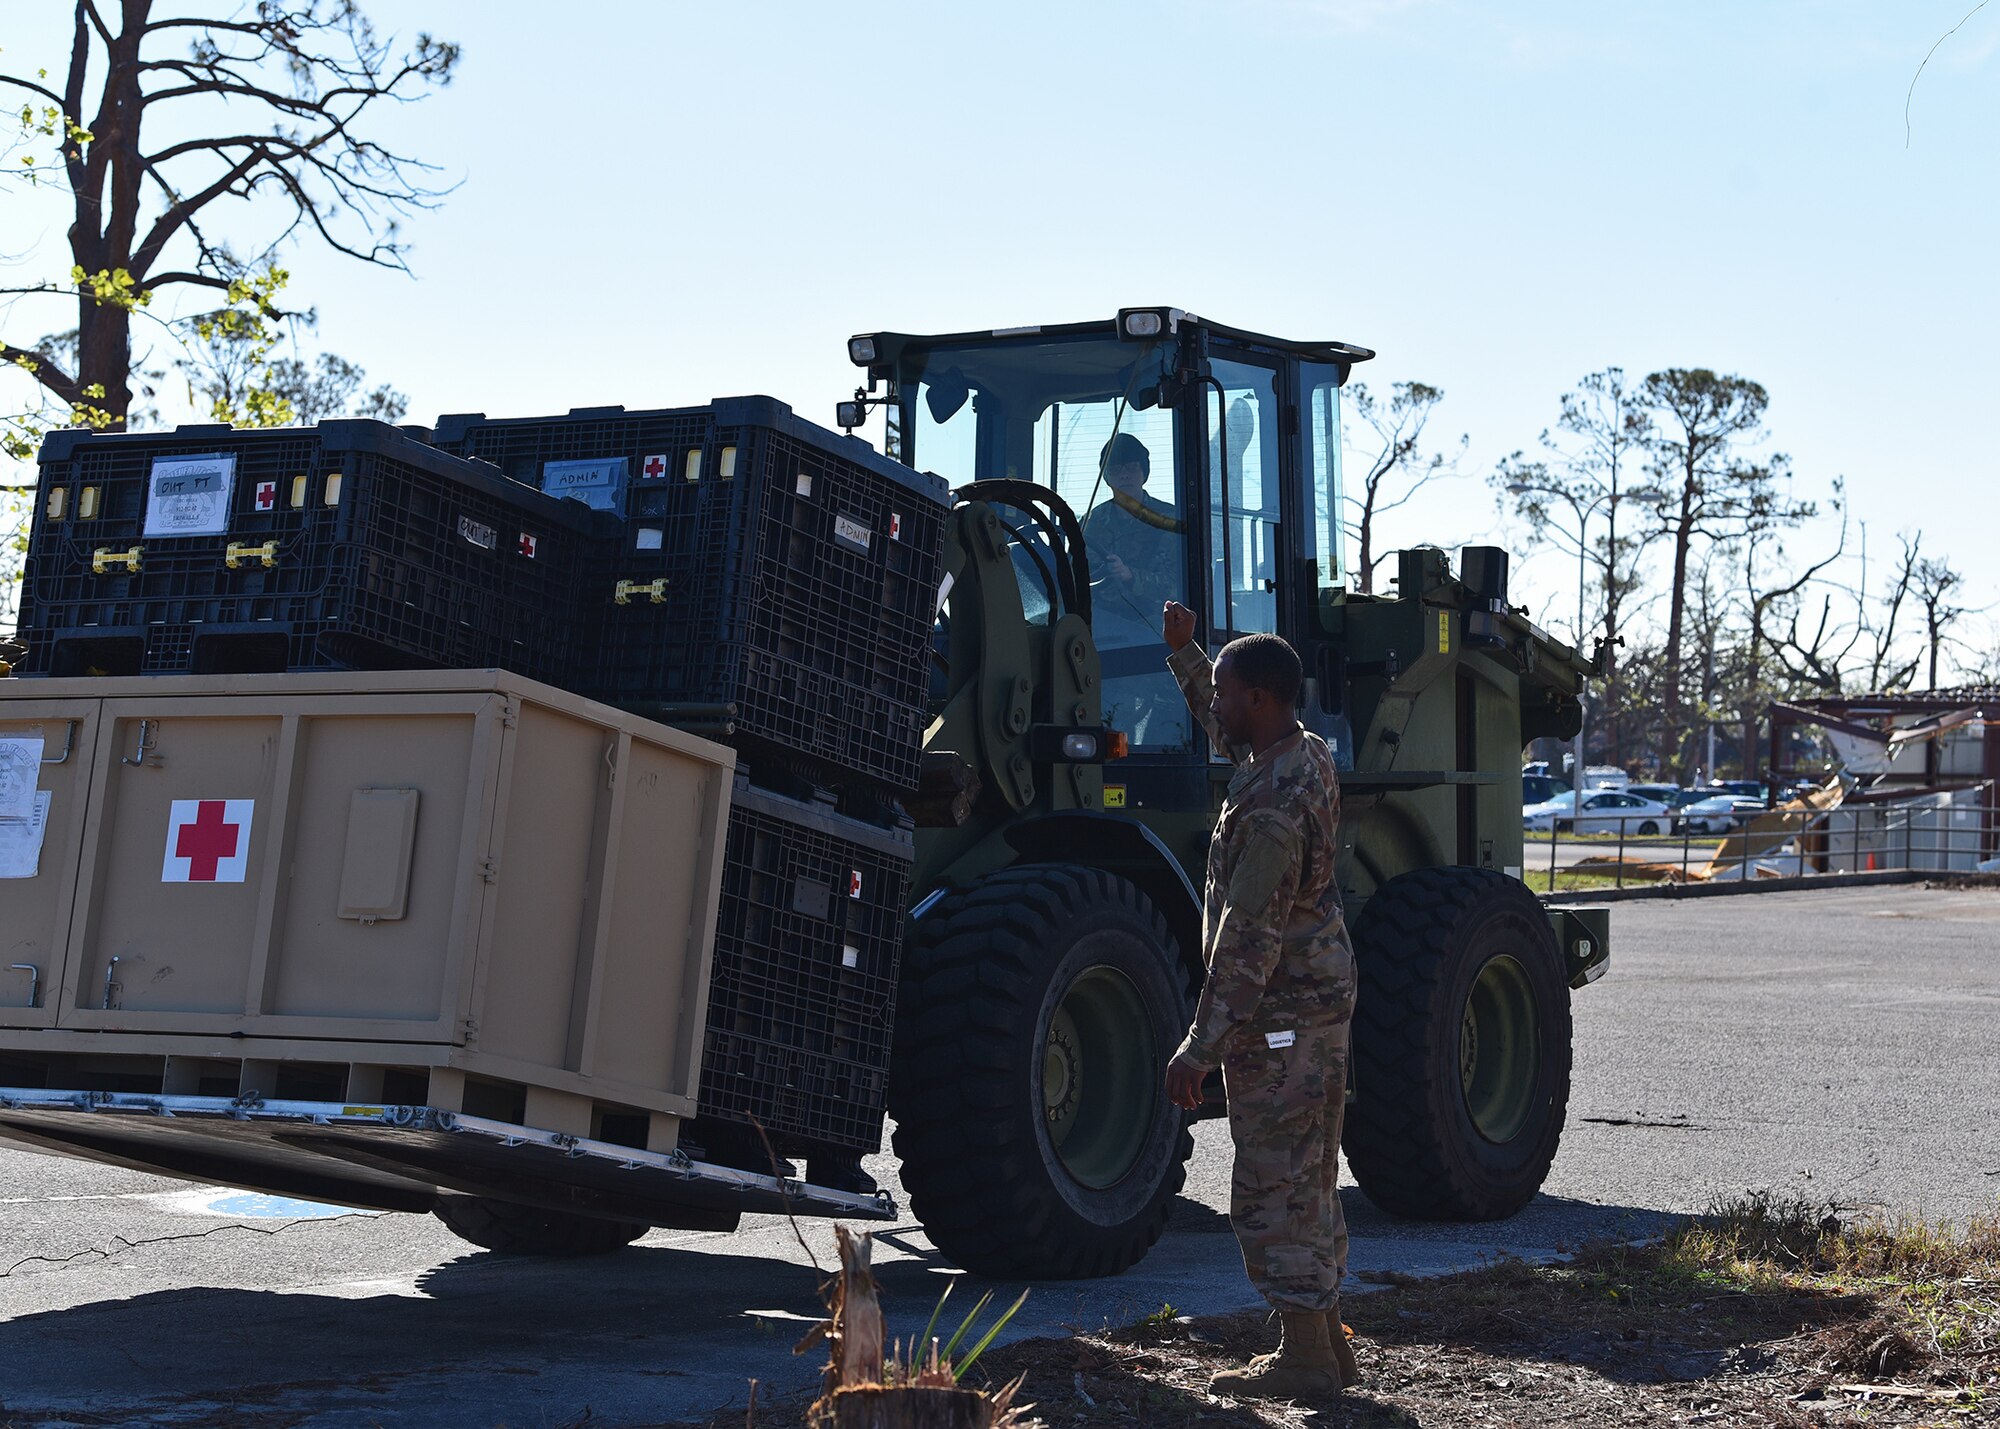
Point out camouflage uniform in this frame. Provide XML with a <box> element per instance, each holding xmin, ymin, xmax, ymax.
<box><xmin>1167</xmin><ymin>642</ymin><xmax>1357</xmax><ymax>1314</ymax></box>
<box><xmin>1083</xmin><ymin>493</ymin><xmax>1183</xmax><ymax>622</ymax></box>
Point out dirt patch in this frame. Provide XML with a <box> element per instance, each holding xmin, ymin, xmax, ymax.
<box><xmin>679</xmin><ymin>1196</ymin><xmax>2000</xmax><ymax>1428</ymax></box>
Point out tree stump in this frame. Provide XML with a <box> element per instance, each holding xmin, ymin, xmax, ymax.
<box><xmin>823</xmin><ymin>1385</ymin><xmax>993</xmax><ymax>1429</ymax></box>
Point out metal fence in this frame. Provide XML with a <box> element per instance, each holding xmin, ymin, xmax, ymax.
<box><xmin>1526</xmin><ymin>782</ymin><xmax>1999</xmax><ymax>892</ymax></box>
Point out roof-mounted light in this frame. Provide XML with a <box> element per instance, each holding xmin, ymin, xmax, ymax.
<box><xmin>1117</xmin><ymin>307</ymin><xmax>1183</xmax><ymax>341</ymax></box>
<box><xmin>847</xmin><ymin>335</ymin><xmax>879</xmax><ymax>366</ymax></box>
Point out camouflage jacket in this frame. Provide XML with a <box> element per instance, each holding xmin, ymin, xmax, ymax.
<box><xmin>1167</xmin><ymin>643</ymin><xmax>1356</xmax><ymax>1071</ymax></box>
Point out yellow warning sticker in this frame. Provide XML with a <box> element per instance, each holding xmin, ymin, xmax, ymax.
<box><xmin>341</xmin><ymin>1106</ymin><xmax>385</xmax><ymax>1118</ymax></box>
<box><xmin>1103</xmin><ymin>785</ymin><xmax>1127</xmax><ymax>809</ymax></box>
<box><xmin>1437</xmin><ymin>610</ymin><xmax>1451</xmax><ymax>655</ymax></box>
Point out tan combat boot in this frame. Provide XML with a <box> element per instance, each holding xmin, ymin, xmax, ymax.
<box><xmin>1209</xmin><ymin>1310</ymin><xmax>1342</xmax><ymax>1400</ymax></box>
<box><xmin>1327</xmin><ymin>1315</ymin><xmax>1360</xmax><ymax>1388</ymax></box>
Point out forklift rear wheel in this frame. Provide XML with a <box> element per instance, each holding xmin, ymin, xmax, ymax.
<box><xmin>1342</xmin><ymin>866</ymin><xmax>1572</xmax><ymax>1221</ymax></box>
<box><xmin>890</xmin><ymin>864</ymin><xmax>1195</xmax><ymax>1278</ymax></box>
<box><xmin>432</xmin><ymin>1195</ymin><xmax>648</xmax><ymax>1255</ymax></box>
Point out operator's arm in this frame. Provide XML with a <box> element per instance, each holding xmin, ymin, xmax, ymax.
<box><xmin>1173</xmin><ymin>810</ymin><xmax>1303</xmax><ymax>1071</ymax></box>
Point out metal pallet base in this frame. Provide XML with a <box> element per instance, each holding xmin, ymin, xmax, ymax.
<box><xmin>0</xmin><ymin>1087</ymin><xmax>895</xmax><ymax>1228</ymax></box>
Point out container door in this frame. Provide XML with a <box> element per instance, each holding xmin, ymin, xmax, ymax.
<box><xmin>59</xmin><ymin>699</ymin><xmax>289</xmax><ymax>1028</ymax></box>
<box><xmin>57</xmin><ymin>690</ymin><xmax>501</xmax><ymax>1041</ymax></box>
<box><xmin>0</xmin><ymin>699</ymin><xmax>101</xmax><ymax>1030</ymax></box>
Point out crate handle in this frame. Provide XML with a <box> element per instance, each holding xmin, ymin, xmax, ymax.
<box><xmin>41</xmin><ymin>720</ymin><xmax>79</xmax><ymax>765</ymax></box>
<box><xmin>121</xmin><ymin>718</ymin><xmax>158</xmax><ymax>768</ymax></box>
<box><xmin>614</xmin><ymin>578</ymin><xmax>668</xmax><ymax>606</ymax></box>
<box><xmin>92</xmin><ymin>545</ymin><xmax>142</xmax><ymax>574</ymax></box>
<box><xmin>226</xmin><ymin>540</ymin><xmax>279</xmax><ymax>570</ymax></box>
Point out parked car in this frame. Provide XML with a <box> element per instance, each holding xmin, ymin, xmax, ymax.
<box><xmin>1522</xmin><ymin>773</ymin><xmax>1570</xmax><ymax>806</ymax></box>
<box><xmin>1523</xmin><ymin>790</ymin><xmax>1676</xmax><ymax>835</ymax></box>
<box><xmin>1627</xmin><ymin>783</ymin><xmax>1701</xmax><ymax>809</ymax></box>
<box><xmin>1709</xmin><ymin>780</ymin><xmax>1769</xmax><ymax>800</ymax></box>
<box><xmin>1674</xmin><ymin>795</ymin><xmax>1769</xmax><ymax>835</ymax></box>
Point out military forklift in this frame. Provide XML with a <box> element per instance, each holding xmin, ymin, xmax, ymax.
<box><xmin>848</xmin><ymin>307</ymin><xmax>1608</xmax><ymax>1278</ymax></box>
<box><xmin>0</xmin><ymin>308</ymin><xmax>1606</xmax><ymax>1279</ymax></box>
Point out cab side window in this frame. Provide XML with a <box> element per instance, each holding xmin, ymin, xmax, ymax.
<box><xmin>1207</xmin><ymin>358</ymin><xmax>1281</xmax><ymax>639</ymax></box>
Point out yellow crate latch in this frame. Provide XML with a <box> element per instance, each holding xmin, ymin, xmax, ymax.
<box><xmin>226</xmin><ymin>540</ymin><xmax>280</xmax><ymax>570</ymax></box>
<box><xmin>614</xmin><ymin>578</ymin><xmax>668</xmax><ymax>606</ymax></box>
<box><xmin>92</xmin><ymin>545</ymin><xmax>142</xmax><ymax>574</ymax></box>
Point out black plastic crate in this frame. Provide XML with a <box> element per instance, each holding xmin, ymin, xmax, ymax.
<box><xmin>694</xmin><ymin>780</ymin><xmax>913</xmax><ymax>1156</ymax></box>
<box><xmin>432</xmin><ymin>396</ymin><xmax>949</xmax><ymax>791</ymax></box>
<box><xmin>17</xmin><ymin>420</ymin><xmax>610</xmax><ymax>683</ymax></box>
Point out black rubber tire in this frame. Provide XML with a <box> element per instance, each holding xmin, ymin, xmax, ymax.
<box><xmin>1637</xmin><ymin>820</ymin><xmax>1661</xmax><ymax>836</ymax></box>
<box><xmin>1343</xmin><ymin>866</ymin><xmax>1572</xmax><ymax>1221</ymax></box>
<box><xmin>1554</xmin><ymin>819</ymin><xmax>1573</xmax><ymax>834</ymax></box>
<box><xmin>889</xmin><ymin>865</ymin><xmax>1195</xmax><ymax>1279</ymax></box>
<box><xmin>432</xmin><ymin>1195</ymin><xmax>648</xmax><ymax>1256</ymax></box>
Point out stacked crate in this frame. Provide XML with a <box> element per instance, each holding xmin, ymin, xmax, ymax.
<box><xmin>431</xmin><ymin>396</ymin><xmax>950</xmax><ymax>1163</ymax></box>
<box><xmin>17</xmin><ymin>420</ymin><xmax>610</xmax><ymax>685</ymax></box>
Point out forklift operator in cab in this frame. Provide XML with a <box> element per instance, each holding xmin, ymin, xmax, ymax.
<box><xmin>1084</xmin><ymin>432</ymin><xmax>1183</xmax><ymax>623</ymax></box>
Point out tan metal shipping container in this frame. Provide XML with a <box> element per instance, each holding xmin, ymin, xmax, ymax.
<box><xmin>0</xmin><ymin>670</ymin><xmax>734</xmax><ymax>1152</ymax></box>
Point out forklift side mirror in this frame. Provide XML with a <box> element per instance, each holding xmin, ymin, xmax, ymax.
<box><xmin>925</xmin><ymin>372</ymin><xmax>971</xmax><ymax>423</ymax></box>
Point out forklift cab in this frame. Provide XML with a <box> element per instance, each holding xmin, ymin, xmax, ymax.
<box><xmin>845</xmin><ymin>307</ymin><xmax>1373</xmax><ymax>783</ymax></box>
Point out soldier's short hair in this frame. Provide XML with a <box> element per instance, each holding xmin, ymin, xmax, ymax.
<box><xmin>1218</xmin><ymin>633</ymin><xmax>1302</xmax><ymax>704</ymax></box>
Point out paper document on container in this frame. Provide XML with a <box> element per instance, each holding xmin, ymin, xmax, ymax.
<box><xmin>0</xmin><ymin>791</ymin><xmax>52</xmax><ymax>878</ymax></box>
<box><xmin>0</xmin><ymin>735</ymin><xmax>43</xmax><ymax>823</ymax></box>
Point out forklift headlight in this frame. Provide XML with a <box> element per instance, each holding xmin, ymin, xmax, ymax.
<box><xmin>1120</xmin><ymin>310</ymin><xmax>1164</xmax><ymax>339</ymax></box>
<box><xmin>1029</xmin><ymin>724</ymin><xmax>1123</xmax><ymax>763</ymax></box>
<box><xmin>848</xmin><ymin>336</ymin><xmax>879</xmax><ymax>366</ymax></box>
<box><xmin>835</xmin><ymin>400</ymin><xmax>865</xmax><ymax>429</ymax></box>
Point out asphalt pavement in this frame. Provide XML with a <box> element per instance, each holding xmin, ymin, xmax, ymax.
<box><xmin>0</xmin><ymin>883</ymin><xmax>1994</xmax><ymax>1427</ymax></box>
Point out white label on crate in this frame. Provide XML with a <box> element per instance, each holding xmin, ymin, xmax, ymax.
<box><xmin>795</xmin><ymin>472</ymin><xmax>813</xmax><ymax>499</ymax></box>
<box><xmin>161</xmin><ymin>799</ymin><xmax>255</xmax><ymax>884</ymax></box>
<box><xmin>0</xmin><ymin>736</ymin><xmax>41</xmax><ymax>823</ymax></box>
<box><xmin>541</xmin><ymin>456</ymin><xmax>628</xmax><ymax>512</ymax></box>
<box><xmin>635</xmin><ymin>526</ymin><xmax>664</xmax><ymax>551</ymax></box>
<box><xmin>143</xmin><ymin>454</ymin><xmax>236</xmax><ymax>538</ymax></box>
<box><xmin>0</xmin><ymin>791</ymin><xmax>51</xmax><ymax>879</ymax></box>
<box><xmin>848</xmin><ymin>868</ymin><xmax>864</xmax><ymax>899</ymax></box>
<box><xmin>457</xmin><ymin>515</ymin><xmax>498</xmax><ymax>550</ymax></box>
<box><xmin>842</xmin><ymin>944</ymin><xmax>860</xmax><ymax>970</ymax></box>
<box><xmin>890</xmin><ymin>512</ymin><xmax>903</xmax><ymax>541</ymax></box>
<box><xmin>640</xmin><ymin>454</ymin><xmax>670</xmax><ymax>480</ymax></box>
<box><xmin>832</xmin><ymin>514</ymin><xmax>872</xmax><ymax>555</ymax></box>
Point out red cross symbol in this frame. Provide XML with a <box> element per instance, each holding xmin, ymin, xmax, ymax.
<box><xmin>848</xmin><ymin>868</ymin><xmax>864</xmax><ymax>899</ymax></box>
<box><xmin>255</xmin><ymin>481</ymin><xmax>277</xmax><ymax>511</ymax></box>
<box><xmin>518</xmin><ymin>532</ymin><xmax>537</xmax><ymax>559</ymax></box>
<box><xmin>176</xmin><ymin>801</ymin><xmax>242</xmax><ymax>882</ymax></box>
<box><xmin>642</xmin><ymin>454</ymin><xmax>667</xmax><ymax>479</ymax></box>
<box><xmin>890</xmin><ymin>512</ymin><xmax>902</xmax><ymax>542</ymax></box>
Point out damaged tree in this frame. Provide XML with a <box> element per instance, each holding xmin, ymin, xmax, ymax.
<box><xmin>0</xmin><ymin>0</ymin><xmax>459</xmax><ymax>432</ymax></box>
<box><xmin>800</xmin><ymin>1228</ymin><xmax>1032</xmax><ymax>1429</ymax></box>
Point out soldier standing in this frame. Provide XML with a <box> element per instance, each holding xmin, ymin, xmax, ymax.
<box><xmin>1160</xmin><ymin>599</ymin><xmax>1359</xmax><ymax>1401</ymax></box>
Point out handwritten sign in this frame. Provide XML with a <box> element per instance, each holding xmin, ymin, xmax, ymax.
<box><xmin>144</xmin><ymin>454</ymin><xmax>237</xmax><ymax>537</ymax></box>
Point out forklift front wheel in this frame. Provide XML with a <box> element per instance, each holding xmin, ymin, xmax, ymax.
<box><xmin>890</xmin><ymin>864</ymin><xmax>1195</xmax><ymax>1279</ymax></box>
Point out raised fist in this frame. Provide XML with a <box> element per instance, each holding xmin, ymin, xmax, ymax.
<box><xmin>1163</xmin><ymin>600</ymin><xmax>1196</xmax><ymax>652</ymax></box>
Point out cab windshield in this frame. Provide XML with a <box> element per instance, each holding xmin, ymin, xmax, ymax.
<box><xmin>898</xmin><ymin>336</ymin><xmax>1191</xmax><ymax>751</ymax></box>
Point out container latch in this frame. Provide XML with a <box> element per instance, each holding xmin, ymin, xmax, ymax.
<box><xmin>614</xmin><ymin>578</ymin><xmax>668</xmax><ymax>606</ymax></box>
<box><xmin>225</xmin><ymin>540</ymin><xmax>280</xmax><ymax>570</ymax></box>
<box><xmin>92</xmin><ymin>545</ymin><xmax>142</xmax><ymax>574</ymax></box>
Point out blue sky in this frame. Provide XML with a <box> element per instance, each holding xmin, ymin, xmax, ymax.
<box><xmin>6</xmin><ymin>0</ymin><xmax>1997</xmax><ymax>670</ymax></box>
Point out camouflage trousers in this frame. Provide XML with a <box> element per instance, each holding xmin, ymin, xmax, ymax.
<box><xmin>1220</xmin><ymin>1019</ymin><xmax>1351</xmax><ymax>1313</ymax></box>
